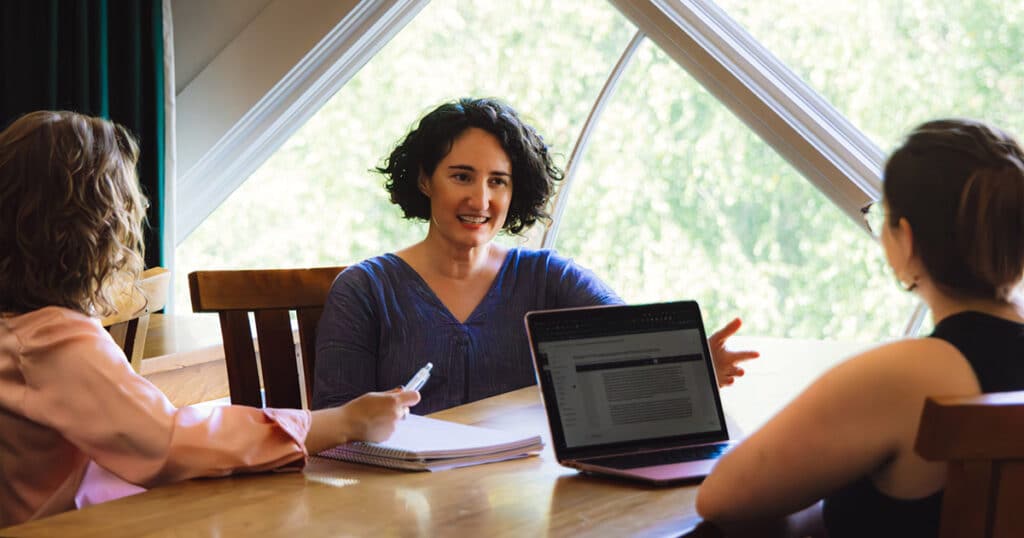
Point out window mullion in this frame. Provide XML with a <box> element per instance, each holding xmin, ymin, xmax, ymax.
<box><xmin>541</xmin><ymin>30</ymin><xmax>646</xmax><ymax>249</ymax></box>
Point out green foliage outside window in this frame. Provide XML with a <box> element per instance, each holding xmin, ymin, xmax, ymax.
<box><xmin>176</xmin><ymin>0</ymin><xmax>1024</xmax><ymax>342</ymax></box>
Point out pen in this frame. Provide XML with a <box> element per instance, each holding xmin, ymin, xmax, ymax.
<box><xmin>404</xmin><ymin>362</ymin><xmax>433</xmax><ymax>392</ymax></box>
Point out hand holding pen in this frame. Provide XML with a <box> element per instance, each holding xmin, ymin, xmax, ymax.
<box><xmin>401</xmin><ymin>362</ymin><xmax>432</xmax><ymax>418</ymax></box>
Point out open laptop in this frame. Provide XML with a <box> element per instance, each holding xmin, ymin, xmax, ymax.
<box><xmin>524</xmin><ymin>300</ymin><xmax>732</xmax><ymax>485</ymax></box>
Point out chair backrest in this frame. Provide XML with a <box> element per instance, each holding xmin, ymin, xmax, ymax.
<box><xmin>187</xmin><ymin>267</ymin><xmax>345</xmax><ymax>409</ymax></box>
<box><xmin>915</xmin><ymin>390</ymin><xmax>1024</xmax><ymax>538</ymax></box>
<box><xmin>101</xmin><ymin>267</ymin><xmax>171</xmax><ymax>371</ymax></box>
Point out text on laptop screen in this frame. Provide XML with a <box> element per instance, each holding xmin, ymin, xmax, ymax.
<box><xmin>535</xmin><ymin>324</ymin><xmax>723</xmax><ymax>449</ymax></box>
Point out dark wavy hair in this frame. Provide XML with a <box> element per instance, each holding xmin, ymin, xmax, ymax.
<box><xmin>377</xmin><ymin>98</ymin><xmax>563</xmax><ymax>234</ymax></box>
<box><xmin>884</xmin><ymin>118</ymin><xmax>1024</xmax><ymax>301</ymax></box>
<box><xmin>0</xmin><ymin>111</ymin><xmax>147</xmax><ymax>316</ymax></box>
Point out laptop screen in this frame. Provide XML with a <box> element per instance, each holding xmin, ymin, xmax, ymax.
<box><xmin>526</xmin><ymin>301</ymin><xmax>728</xmax><ymax>458</ymax></box>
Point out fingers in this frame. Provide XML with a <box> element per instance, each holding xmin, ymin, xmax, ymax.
<box><xmin>395</xmin><ymin>389</ymin><xmax>421</xmax><ymax>407</ymax></box>
<box><xmin>722</xmin><ymin>366</ymin><xmax>744</xmax><ymax>378</ymax></box>
<box><xmin>728</xmin><ymin>350</ymin><xmax>760</xmax><ymax>362</ymax></box>
<box><xmin>717</xmin><ymin>365</ymin><xmax>746</xmax><ymax>388</ymax></box>
<box><xmin>393</xmin><ymin>390</ymin><xmax>420</xmax><ymax>421</ymax></box>
<box><xmin>710</xmin><ymin>317</ymin><xmax>743</xmax><ymax>344</ymax></box>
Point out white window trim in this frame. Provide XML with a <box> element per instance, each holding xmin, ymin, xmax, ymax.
<box><xmin>607</xmin><ymin>0</ymin><xmax>885</xmax><ymax>227</ymax></box>
<box><xmin>161</xmin><ymin>0</ymin><xmax>178</xmax><ymax>307</ymax></box>
<box><xmin>560</xmin><ymin>0</ymin><xmax>929</xmax><ymax>334</ymax></box>
<box><xmin>178</xmin><ymin>0</ymin><xmax>885</xmax><ymax>240</ymax></box>
<box><xmin>542</xmin><ymin>30</ymin><xmax>646</xmax><ymax>249</ymax></box>
<box><xmin>176</xmin><ymin>0</ymin><xmax>428</xmax><ymax>242</ymax></box>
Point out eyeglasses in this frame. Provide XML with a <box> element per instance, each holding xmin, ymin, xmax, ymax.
<box><xmin>860</xmin><ymin>201</ymin><xmax>887</xmax><ymax>238</ymax></box>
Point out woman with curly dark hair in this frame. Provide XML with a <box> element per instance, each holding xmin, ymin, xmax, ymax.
<box><xmin>0</xmin><ymin>111</ymin><xmax>419</xmax><ymax>526</ymax></box>
<box><xmin>698</xmin><ymin>119</ymin><xmax>1024</xmax><ymax>537</ymax></box>
<box><xmin>313</xmin><ymin>98</ymin><xmax>757</xmax><ymax>414</ymax></box>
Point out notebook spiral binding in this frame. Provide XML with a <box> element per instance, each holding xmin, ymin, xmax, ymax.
<box><xmin>344</xmin><ymin>442</ymin><xmax>418</xmax><ymax>460</ymax></box>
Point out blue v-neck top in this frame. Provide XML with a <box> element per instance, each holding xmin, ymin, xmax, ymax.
<box><xmin>312</xmin><ymin>248</ymin><xmax>622</xmax><ymax>414</ymax></box>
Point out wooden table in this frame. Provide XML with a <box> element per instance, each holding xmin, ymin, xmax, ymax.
<box><xmin>2</xmin><ymin>336</ymin><xmax>870</xmax><ymax>537</ymax></box>
<box><xmin>2</xmin><ymin>388</ymin><xmax>700</xmax><ymax>537</ymax></box>
<box><xmin>717</xmin><ymin>336</ymin><xmax>869</xmax><ymax>436</ymax></box>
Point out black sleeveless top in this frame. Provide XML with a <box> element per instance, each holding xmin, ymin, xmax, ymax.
<box><xmin>823</xmin><ymin>311</ymin><xmax>1024</xmax><ymax>538</ymax></box>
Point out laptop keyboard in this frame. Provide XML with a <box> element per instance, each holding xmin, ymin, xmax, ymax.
<box><xmin>589</xmin><ymin>443</ymin><xmax>731</xmax><ymax>469</ymax></box>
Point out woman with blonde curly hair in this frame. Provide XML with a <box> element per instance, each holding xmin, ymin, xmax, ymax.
<box><xmin>0</xmin><ymin>111</ymin><xmax>420</xmax><ymax>526</ymax></box>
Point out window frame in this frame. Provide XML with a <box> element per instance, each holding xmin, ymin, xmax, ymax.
<box><xmin>174</xmin><ymin>0</ymin><xmax>930</xmax><ymax>332</ymax></box>
<box><xmin>605</xmin><ymin>0</ymin><xmax>883</xmax><ymax>227</ymax></box>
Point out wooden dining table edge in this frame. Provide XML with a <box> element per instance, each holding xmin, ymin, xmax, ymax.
<box><xmin>0</xmin><ymin>385</ymin><xmax>710</xmax><ymax>537</ymax></box>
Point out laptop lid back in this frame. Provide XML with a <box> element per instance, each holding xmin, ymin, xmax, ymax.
<box><xmin>525</xmin><ymin>301</ymin><xmax>729</xmax><ymax>462</ymax></box>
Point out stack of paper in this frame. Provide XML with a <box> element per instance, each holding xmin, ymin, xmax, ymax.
<box><xmin>318</xmin><ymin>414</ymin><xmax>543</xmax><ymax>471</ymax></box>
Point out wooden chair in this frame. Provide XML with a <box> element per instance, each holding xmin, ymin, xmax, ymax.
<box><xmin>915</xmin><ymin>391</ymin><xmax>1024</xmax><ymax>538</ymax></box>
<box><xmin>101</xmin><ymin>266</ymin><xmax>171</xmax><ymax>371</ymax></box>
<box><xmin>187</xmin><ymin>267</ymin><xmax>345</xmax><ymax>409</ymax></box>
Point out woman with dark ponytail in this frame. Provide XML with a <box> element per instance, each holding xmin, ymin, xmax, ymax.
<box><xmin>697</xmin><ymin>119</ymin><xmax>1024</xmax><ymax>537</ymax></box>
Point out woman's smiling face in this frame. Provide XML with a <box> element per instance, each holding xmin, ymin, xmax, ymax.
<box><xmin>420</xmin><ymin>127</ymin><xmax>513</xmax><ymax>250</ymax></box>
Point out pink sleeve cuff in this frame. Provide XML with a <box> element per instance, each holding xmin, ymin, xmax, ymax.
<box><xmin>261</xmin><ymin>408</ymin><xmax>312</xmax><ymax>471</ymax></box>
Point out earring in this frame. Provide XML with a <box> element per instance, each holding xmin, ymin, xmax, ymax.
<box><xmin>901</xmin><ymin>274</ymin><xmax>919</xmax><ymax>292</ymax></box>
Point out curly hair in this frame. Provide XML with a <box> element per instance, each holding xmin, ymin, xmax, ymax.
<box><xmin>0</xmin><ymin>111</ymin><xmax>147</xmax><ymax>316</ymax></box>
<box><xmin>377</xmin><ymin>98</ymin><xmax>563</xmax><ymax>235</ymax></box>
<box><xmin>884</xmin><ymin>118</ymin><xmax>1024</xmax><ymax>301</ymax></box>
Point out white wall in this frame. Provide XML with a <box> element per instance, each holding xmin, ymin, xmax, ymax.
<box><xmin>172</xmin><ymin>0</ymin><xmax>361</xmax><ymax>176</ymax></box>
<box><xmin>172</xmin><ymin>0</ymin><xmax>273</xmax><ymax>95</ymax></box>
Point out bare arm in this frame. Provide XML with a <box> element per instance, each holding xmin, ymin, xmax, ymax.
<box><xmin>697</xmin><ymin>338</ymin><xmax>979</xmax><ymax>521</ymax></box>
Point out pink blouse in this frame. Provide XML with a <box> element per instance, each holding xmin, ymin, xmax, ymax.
<box><xmin>0</xmin><ymin>307</ymin><xmax>312</xmax><ymax>527</ymax></box>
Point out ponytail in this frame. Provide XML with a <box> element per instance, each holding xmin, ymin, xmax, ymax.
<box><xmin>956</xmin><ymin>150</ymin><xmax>1024</xmax><ymax>301</ymax></box>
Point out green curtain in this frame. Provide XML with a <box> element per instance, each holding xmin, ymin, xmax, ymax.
<box><xmin>1</xmin><ymin>0</ymin><xmax>165</xmax><ymax>268</ymax></box>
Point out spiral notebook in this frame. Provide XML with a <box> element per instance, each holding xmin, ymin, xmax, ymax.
<box><xmin>318</xmin><ymin>414</ymin><xmax>544</xmax><ymax>471</ymax></box>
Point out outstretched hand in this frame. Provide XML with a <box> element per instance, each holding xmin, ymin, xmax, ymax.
<box><xmin>709</xmin><ymin>317</ymin><xmax>759</xmax><ymax>388</ymax></box>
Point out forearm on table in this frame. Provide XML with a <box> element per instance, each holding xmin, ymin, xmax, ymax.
<box><xmin>305</xmin><ymin>407</ymin><xmax>349</xmax><ymax>454</ymax></box>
